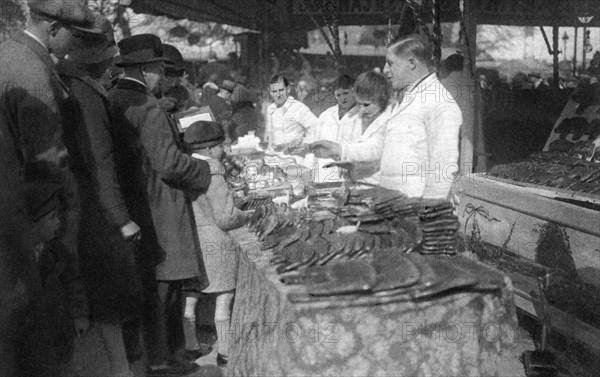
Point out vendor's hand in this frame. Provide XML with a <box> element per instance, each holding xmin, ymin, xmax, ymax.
<box><xmin>157</xmin><ymin>96</ymin><xmax>177</xmax><ymax>111</ymax></box>
<box><xmin>74</xmin><ymin>317</ymin><xmax>90</xmax><ymax>337</ymax></box>
<box><xmin>120</xmin><ymin>220</ymin><xmax>141</xmax><ymax>242</ymax></box>
<box><xmin>309</xmin><ymin>140</ymin><xmax>341</xmax><ymax>159</ymax></box>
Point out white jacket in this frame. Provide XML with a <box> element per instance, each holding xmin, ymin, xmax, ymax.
<box><xmin>307</xmin><ymin>105</ymin><xmax>362</xmax><ymax>144</ymax></box>
<box><xmin>371</xmin><ymin>73</ymin><xmax>462</xmax><ymax>199</ymax></box>
<box><xmin>340</xmin><ymin>105</ymin><xmax>392</xmax><ymax>163</ymax></box>
<box><xmin>266</xmin><ymin>96</ymin><xmax>319</xmax><ymax>145</ymax></box>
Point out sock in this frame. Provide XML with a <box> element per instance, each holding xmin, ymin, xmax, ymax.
<box><xmin>215</xmin><ymin>318</ymin><xmax>231</xmax><ymax>357</ymax></box>
<box><xmin>183</xmin><ymin>296</ymin><xmax>199</xmax><ymax>351</ymax></box>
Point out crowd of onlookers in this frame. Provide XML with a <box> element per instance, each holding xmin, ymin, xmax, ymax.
<box><xmin>0</xmin><ymin>2</ymin><xmax>258</xmax><ymax>376</ymax></box>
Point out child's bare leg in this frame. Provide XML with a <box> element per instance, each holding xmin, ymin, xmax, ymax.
<box><xmin>214</xmin><ymin>290</ymin><xmax>234</xmax><ymax>360</ymax></box>
<box><xmin>182</xmin><ymin>294</ymin><xmax>199</xmax><ymax>352</ymax></box>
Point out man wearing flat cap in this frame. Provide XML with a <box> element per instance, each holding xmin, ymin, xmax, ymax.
<box><xmin>1</xmin><ymin>0</ymin><xmax>94</xmax><ymax>248</ymax></box>
<box><xmin>108</xmin><ymin>33</ymin><xmax>219</xmax><ymax>376</ymax></box>
<box><xmin>0</xmin><ymin>1</ymin><xmax>93</xmax><ymax>375</ymax></box>
<box><xmin>0</xmin><ymin>0</ymin><xmax>94</xmax><ymax>175</ymax></box>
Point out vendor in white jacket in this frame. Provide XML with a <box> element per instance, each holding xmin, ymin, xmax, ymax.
<box><xmin>306</xmin><ymin>74</ymin><xmax>361</xmax><ymax>144</ymax></box>
<box><xmin>375</xmin><ymin>34</ymin><xmax>462</xmax><ymax>199</ymax></box>
<box><xmin>265</xmin><ymin>75</ymin><xmax>319</xmax><ymax>147</ymax></box>
<box><xmin>310</xmin><ymin>71</ymin><xmax>392</xmax><ymax>178</ymax></box>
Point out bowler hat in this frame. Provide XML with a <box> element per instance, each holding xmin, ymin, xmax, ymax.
<box><xmin>184</xmin><ymin>121</ymin><xmax>225</xmax><ymax>150</ymax></box>
<box><xmin>28</xmin><ymin>0</ymin><xmax>95</xmax><ymax>26</ymax></box>
<box><xmin>24</xmin><ymin>182</ymin><xmax>60</xmax><ymax>222</ymax></box>
<box><xmin>163</xmin><ymin>44</ymin><xmax>185</xmax><ymax>75</ymax></box>
<box><xmin>115</xmin><ymin>34</ymin><xmax>174</xmax><ymax>67</ymax></box>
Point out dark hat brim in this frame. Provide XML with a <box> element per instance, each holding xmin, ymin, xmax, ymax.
<box><xmin>187</xmin><ymin>137</ymin><xmax>226</xmax><ymax>150</ymax></box>
<box><xmin>70</xmin><ymin>24</ymin><xmax>105</xmax><ymax>35</ymax></box>
<box><xmin>115</xmin><ymin>56</ymin><xmax>175</xmax><ymax>67</ymax></box>
<box><xmin>71</xmin><ymin>44</ymin><xmax>119</xmax><ymax>64</ymax></box>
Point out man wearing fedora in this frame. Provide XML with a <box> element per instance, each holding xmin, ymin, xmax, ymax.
<box><xmin>58</xmin><ymin>13</ymin><xmax>145</xmax><ymax>377</ymax></box>
<box><xmin>108</xmin><ymin>33</ymin><xmax>218</xmax><ymax>376</ymax></box>
<box><xmin>158</xmin><ymin>43</ymin><xmax>196</xmax><ymax>114</ymax></box>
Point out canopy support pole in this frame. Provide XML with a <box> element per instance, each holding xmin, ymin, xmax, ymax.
<box><xmin>573</xmin><ymin>27</ymin><xmax>578</xmax><ymax>76</ymax></box>
<box><xmin>552</xmin><ymin>24</ymin><xmax>560</xmax><ymax>90</ymax></box>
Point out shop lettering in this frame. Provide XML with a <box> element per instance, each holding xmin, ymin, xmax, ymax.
<box><xmin>293</xmin><ymin>0</ymin><xmax>405</xmax><ymax>15</ymax></box>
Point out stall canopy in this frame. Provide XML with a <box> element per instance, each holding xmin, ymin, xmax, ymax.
<box><xmin>130</xmin><ymin>0</ymin><xmax>600</xmax><ymax>30</ymax></box>
<box><xmin>129</xmin><ymin>0</ymin><xmax>461</xmax><ymax>31</ymax></box>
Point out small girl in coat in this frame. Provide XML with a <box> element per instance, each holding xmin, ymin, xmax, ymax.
<box><xmin>183</xmin><ymin>121</ymin><xmax>247</xmax><ymax>367</ymax></box>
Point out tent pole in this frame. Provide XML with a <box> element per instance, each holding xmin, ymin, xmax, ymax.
<box><xmin>464</xmin><ymin>0</ymin><xmax>487</xmax><ymax>173</ymax></box>
<box><xmin>573</xmin><ymin>27</ymin><xmax>578</xmax><ymax>76</ymax></box>
<box><xmin>552</xmin><ymin>24</ymin><xmax>559</xmax><ymax>90</ymax></box>
<box><xmin>582</xmin><ymin>26</ymin><xmax>588</xmax><ymax>71</ymax></box>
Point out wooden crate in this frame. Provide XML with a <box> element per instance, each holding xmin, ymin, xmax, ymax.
<box><xmin>454</xmin><ymin>174</ymin><xmax>600</xmax><ymax>286</ymax></box>
<box><xmin>454</xmin><ymin>174</ymin><xmax>600</xmax><ymax>348</ymax></box>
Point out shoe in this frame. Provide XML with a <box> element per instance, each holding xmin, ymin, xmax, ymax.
<box><xmin>147</xmin><ymin>360</ymin><xmax>199</xmax><ymax>376</ymax></box>
<box><xmin>216</xmin><ymin>353</ymin><xmax>228</xmax><ymax>367</ymax></box>
<box><xmin>184</xmin><ymin>346</ymin><xmax>213</xmax><ymax>361</ymax></box>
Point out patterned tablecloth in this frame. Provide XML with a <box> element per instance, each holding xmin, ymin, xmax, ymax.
<box><xmin>227</xmin><ymin>228</ymin><xmax>518</xmax><ymax>377</ymax></box>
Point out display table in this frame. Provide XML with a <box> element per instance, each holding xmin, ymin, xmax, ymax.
<box><xmin>227</xmin><ymin>228</ymin><xmax>518</xmax><ymax>377</ymax></box>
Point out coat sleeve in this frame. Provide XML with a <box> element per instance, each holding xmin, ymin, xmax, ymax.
<box><xmin>75</xmin><ymin>81</ymin><xmax>131</xmax><ymax>227</ymax></box>
<box><xmin>206</xmin><ymin>173</ymin><xmax>245</xmax><ymax>230</ymax></box>
<box><xmin>136</xmin><ymin>99</ymin><xmax>212</xmax><ymax>191</ymax></box>
<box><xmin>423</xmin><ymin>101</ymin><xmax>462</xmax><ymax>199</ymax></box>
<box><xmin>340</xmin><ymin>127</ymin><xmax>385</xmax><ymax>162</ymax></box>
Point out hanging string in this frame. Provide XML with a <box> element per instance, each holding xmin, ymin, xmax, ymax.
<box><xmin>431</xmin><ymin>0</ymin><xmax>442</xmax><ymax>68</ymax></box>
<box><xmin>327</xmin><ymin>0</ymin><xmax>342</xmax><ymax>64</ymax></box>
<box><xmin>405</xmin><ymin>0</ymin><xmax>424</xmax><ymax>31</ymax></box>
<box><xmin>386</xmin><ymin>15</ymin><xmax>393</xmax><ymax>46</ymax></box>
<box><xmin>300</xmin><ymin>0</ymin><xmax>336</xmax><ymax>58</ymax></box>
<box><xmin>391</xmin><ymin>0</ymin><xmax>408</xmax><ymax>44</ymax></box>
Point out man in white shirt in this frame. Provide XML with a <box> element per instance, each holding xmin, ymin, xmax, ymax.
<box><xmin>308</xmin><ymin>74</ymin><xmax>362</xmax><ymax>144</ymax></box>
<box><xmin>374</xmin><ymin>34</ymin><xmax>462</xmax><ymax>199</ymax></box>
<box><xmin>265</xmin><ymin>75</ymin><xmax>319</xmax><ymax>147</ymax></box>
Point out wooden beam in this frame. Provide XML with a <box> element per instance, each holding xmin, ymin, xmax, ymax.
<box><xmin>455</xmin><ymin>174</ymin><xmax>600</xmax><ymax>237</ymax></box>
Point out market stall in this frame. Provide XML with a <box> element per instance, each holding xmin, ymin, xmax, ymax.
<box><xmin>454</xmin><ymin>79</ymin><xmax>600</xmax><ymax>353</ymax></box>
<box><xmin>211</xmin><ymin>139</ymin><xmax>518</xmax><ymax>376</ymax></box>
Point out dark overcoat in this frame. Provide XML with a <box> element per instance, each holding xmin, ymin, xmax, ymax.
<box><xmin>107</xmin><ymin>78</ymin><xmax>211</xmax><ymax>283</ymax></box>
<box><xmin>16</xmin><ymin>240</ymin><xmax>89</xmax><ymax>376</ymax></box>
<box><xmin>0</xmin><ymin>31</ymin><xmax>80</xmax><ymax>254</ymax></box>
<box><xmin>59</xmin><ymin>62</ymin><xmax>145</xmax><ymax>323</ymax></box>
<box><xmin>0</xmin><ymin>31</ymin><xmax>67</xmax><ymax>170</ymax></box>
